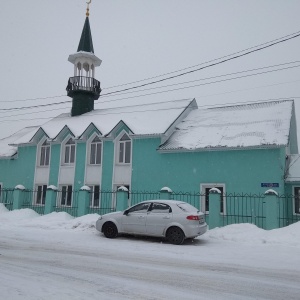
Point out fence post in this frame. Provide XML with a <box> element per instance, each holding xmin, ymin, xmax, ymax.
<box><xmin>78</xmin><ymin>186</ymin><xmax>91</xmax><ymax>217</ymax></box>
<box><xmin>116</xmin><ymin>186</ymin><xmax>129</xmax><ymax>211</ymax></box>
<box><xmin>13</xmin><ymin>185</ymin><xmax>25</xmax><ymax>210</ymax></box>
<box><xmin>160</xmin><ymin>187</ymin><xmax>172</xmax><ymax>200</ymax></box>
<box><xmin>264</xmin><ymin>189</ymin><xmax>279</xmax><ymax>230</ymax></box>
<box><xmin>44</xmin><ymin>185</ymin><xmax>58</xmax><ymax>214</ymax></box>
<box><xmin>209</xmin><ymin>188</ymin><xmax>222</xmax><ymax>229</ymax></box>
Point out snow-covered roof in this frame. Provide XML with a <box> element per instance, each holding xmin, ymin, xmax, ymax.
<box><xmin>159</xmin><ymin>100</ymin><xmax>294</xmax><ymax>151</ymax></box>
<box><xmin>11</xmin><ymin>100</ymin><xmax>194</xmax><ymax>145</ymax></box>
<box><xmin>0</xmin><ymin>126</ymin><xmax>40</xmax><ymax>158</ymax></box>
<box><xmin>285</xmin><ymin>154</ymin><xmax>300</xmax><ymax>182</ymax></box>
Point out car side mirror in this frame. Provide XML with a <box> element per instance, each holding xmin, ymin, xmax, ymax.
<box><xmin>124</xmin><ymin>210</ymin><xmax>129</xmax><ymax>215</ymax></box>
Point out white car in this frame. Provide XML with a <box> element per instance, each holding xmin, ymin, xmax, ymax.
<box><xmin>96</xmin><ymin>200</ymin><xmax>207</xmax><ymax>245</ymax></box>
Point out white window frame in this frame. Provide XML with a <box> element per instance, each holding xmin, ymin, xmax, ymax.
<box><xmin>200</xmin><ymin>183</ymin><xmax>226</xmax><ymax>215</ymax></box>
<box><xmin>62</xmin><ymin>138</ymin><xmax>76</xmax><ymax>165</ymax></box>
<box><xmin>35</xmin><ymin>184</ymin><xmax>47</xmax><ymax>205</ymax></box>
<box><xmin>116</xmin><ymin>132</ymin><xmax>131</xmax><ymax>164</ymax></box>
<box><xmin>293</xmin><ymin>186</ymin><xmax>300</xmax><ymax>215</ymax></box>
<box><xmin>39</xmin><ymin>140</ymin><xmax>50</xmax><ymax>167</ymax></box>
<box><xmin>88</xmin><ymin>136</ymin><xmax>102</xmax><ymax>165</ymax></box>
<box><xmin>88</xmin><ymin>185</ymin><xmax>101</xmax><ymax>207</ymax></box>
<box><xmin>58</xmin><ymin>185</ymin><xmax>73</xmax><ymax>207</ymax></box>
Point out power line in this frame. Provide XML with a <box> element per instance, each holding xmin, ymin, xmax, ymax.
<box><xmin>104</xmin><ymin>30</ymin><xmax>300</xmax><ymax>89</ymax></box>
<box><xmin>1</xmin><ymin>63</ymin><xmax>299</xmax><ymax>112</ymax></box>
<box><xmin>100</xmin><ymin>60</ymin><xmax>300</xmax><ymax>98</ymax></box>
<box><xmin>100</xmin><ymin>32</ymin><xmax>300</xmax><ymax>96</ymax></box>
<box><xmin>2</xmin><ymin>78</ymin><xmax>300</xmax><ymax>119</ymax></box>
<box><xmin>2</xmin><ymin>30</ymin><xmax>300</xmax><ymax>105</ymax></box>
<box><xmin>95</xmin><ymin>64</ymin><xmax>300</xmax><ymax>105</ymax></box>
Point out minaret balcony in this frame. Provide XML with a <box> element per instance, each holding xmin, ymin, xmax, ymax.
<box><xmin>66</xmin><ymin>76</ymin><xmax>101</xmax><ymax>100</ymax></box>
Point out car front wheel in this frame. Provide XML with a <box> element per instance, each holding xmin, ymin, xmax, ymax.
<box><xmin>102</xmin><ymin>222</ymin><xmax>118</xmax><ymax>239</ymax></box>
<box><xmin>166</xmin><ymin>227</ymin><xmax>185</xmax><ymax>245</ymax></box>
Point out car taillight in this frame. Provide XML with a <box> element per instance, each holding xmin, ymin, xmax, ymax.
<box><xmin>186</xmin><ymin>215</ymin><xmax>200</xmax><ymax>221</ymax></box>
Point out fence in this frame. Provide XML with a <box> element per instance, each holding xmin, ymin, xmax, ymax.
<box><xmin>0</xmin><ymin>188</ymin><xmax>14</xmax><ymax>211</ymax></box>
<box><xmin>1</xmin><ymin>186</ymin><xmax>300</xmax><ymax>230</ymax></box>
<box><xmin>22</xmin><ymin>190</ymin><xmax>46</xmax><ymax>215</ymax></box>
<box><xmin>88</xmin><ymin>190</ymin><xmax>116</xmax><ymax>215</ymax></box>
<box><xmin>55</xmin><ymin>190</ymin><xmax>79</xmax><ymax>217</ymax></box>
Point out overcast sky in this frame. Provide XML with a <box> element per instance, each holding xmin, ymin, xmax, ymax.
<box><xmin>0</xmin><ymin>0</ymin><xmax>300</xmax><ymax>142</ymax></box>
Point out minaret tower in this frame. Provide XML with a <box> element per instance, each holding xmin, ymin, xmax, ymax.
<box><xmin>66</xmin><ymin>0</ymin><xmax>102</xmax><ymax>116</ymax></box>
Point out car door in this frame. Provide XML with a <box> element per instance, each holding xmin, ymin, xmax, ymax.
<box><xmin>121</xmin><ymin>202</ymin><xmax>150</xmax><ymax>234</ymax></box>
<box><xmin>146</xmin><ymin>202</ymin><xmax>173</xmax><ymax>236</ymax></box>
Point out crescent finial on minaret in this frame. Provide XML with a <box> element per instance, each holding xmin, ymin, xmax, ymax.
<box><xmin>86</xmin><ymin>0</ymin><xmax>92</xmax><ymax>17</ymax></box>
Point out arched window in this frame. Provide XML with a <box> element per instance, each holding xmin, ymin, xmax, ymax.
<box><xmin>64</xmin><ymin>138</ymin><xmax>76</xmax><ymax>164</ymax></box>
<box><xmin>89</xmin><ymin>136</ymin><xmax>102</xmax><ymax>165</ymax></box>
<box><xmin>40</xmin><ymin>140</ymin><xmax>50</xmax><ymax>166</ymax></box>
<box><xmin>118</xmin><ymin>133</ymin><xmax>131</xmax><ymax>164</ymax></box>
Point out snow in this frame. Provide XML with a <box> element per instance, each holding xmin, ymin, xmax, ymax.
<box><xmin>80</xmin><ymin>185</ymin><xmax>91</xmax><ymax>191</ymax></box>
<box><xmin>11</xmin><ymin>99</ymin><xmax>194</xmax><ymax>145</ymax></box>
<box><xmin>160</xmin><ymin>186</ymin><xmax>172</xmax><ymax>192</ymax></box>
<box><xmin>160</xmin><ymin>100</ymin><xmax>293</xmax><ymax>150</ymax></box>
<box><xmin>0</xmin><ymin>126</ymin><xmax>39</xmax><ymax>157</ymax></box>
<box><xmin>264</xmin><ymin>189</ymin><xmax>278</xmax><ymax>195</ymax></box>
<box><xmin>0</xmin><ymin>204</ymin><xmax>300</xmax><ymax>299</ymax></box>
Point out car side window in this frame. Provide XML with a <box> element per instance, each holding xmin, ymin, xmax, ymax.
<box><xmin>128</xmin><ymin>203</ymin><xmax>150</xmax><ymax>213</ymax></box>
<box><xmin>149</xmin><ymin>203</ymin><xmax>172</xmax><ymax>213</ymax></box>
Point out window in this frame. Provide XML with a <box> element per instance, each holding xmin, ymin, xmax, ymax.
<box><xmin>64</xmin><ymin>138</ymin><xmax>76</xmax><ymax>164</ymax></box>
<box><xmin>35</xmin><ymin>185</ymin><xmax>47</xmax><ymax>205</ymax></box>
<box><xmin>294</xmin><ymin>187</ymin><xmax>300</xmax><ymax>214</ymax></box>
<box><xmin>201</xmin><ymin>184</ymin><xmax>225</xmax><ymax>214</ymax></box>
<box><xmin>127</xmin><ymin>202</ymin><xmax>150</xmax><ymax>214</ymax></box>
<box><xmin>40</xmin><ymin>140</ymin><xmax>50</xmax><ymax>166</ymax></box>
<box><xmin>149</xmin><ymin>203</ymin><xmax>171</xmax><ymax>213</ymax></box>
<box><xmin>89</xmin><ymin>136</ymin><xmax>102</xmax><ymax>165</ymax></box>
<box><xmin>89</xmin><ymin>185</ymin><xmax>100</xmax><ymax>207</ymax></box>
<box><xmin>59</xmin><ymin>185</ymin><xmax>73</xmax><ymax>206</ymax></box>
<box><xmin>118</xmin><ymin>133</ymin><xmax>131</xmax><ymax>164</ymax></box>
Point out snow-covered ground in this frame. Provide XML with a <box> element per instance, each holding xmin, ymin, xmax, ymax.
<box><xmin>0</xmin><ymin>204</ymin><xmax>299</xmax><ymax>300</ymax></box>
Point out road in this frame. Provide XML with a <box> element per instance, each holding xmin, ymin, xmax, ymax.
<box><xmin>0</xmin><ymin>227</ymin><xmax>299</xmax><ymax>300</ymax></box>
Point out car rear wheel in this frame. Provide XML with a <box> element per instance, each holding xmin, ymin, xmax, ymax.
<box><xmin>102</xmin><ymin>222</ymin><xmax>118</xmax><ymax>239</ymax></box>
<box><xmin>166</xmin><ymin>227</ymin><xmax>185</xmax><ymax>245</ymax></box>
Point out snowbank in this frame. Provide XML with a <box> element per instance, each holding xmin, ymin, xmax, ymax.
<box><xmin>0</xmin><ymin>206</ymin><xmax>299</xmax><ymax>247</ymax></box>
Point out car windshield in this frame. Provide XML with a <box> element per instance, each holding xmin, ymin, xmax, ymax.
<box><xmin>177</xmin><ymin>203</ymin><xmax>198</xmax><ymax>213</ymax></box>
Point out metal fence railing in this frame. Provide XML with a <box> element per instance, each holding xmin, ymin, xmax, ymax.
<box><xmin>55</xmin><ymin>190</ymin><xmax>79</xmax><ymax>217</ymax></box>
<box><xmin>222</xmin><ymin>193</ymin><xmax>266</xmax><ymax>229</ymax></box>
<box><xmin>22</xmin><ymin>190</ymin><xmax>45</xmax><ymax>215</ymax></box>
<box><xmin>88</xmin><ymin>190</ymin><xmax>116</xmax><ymax>215</ymax></box>
<box><xmin>0</xmin><ymin>188</ymin><xmax>14</xmax><ymax>211</ymax></box>
<box><xmin>2</xmin><ymin>187</ymin><xmax>300</xmax><ymax>229</ymax></box>
<box><xmin>278</xmin><ymin>194</ymin><xmax>300</xmax><ymax>227</ymax></box>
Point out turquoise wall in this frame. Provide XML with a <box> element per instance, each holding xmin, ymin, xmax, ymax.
<box><xmin>0</xmin><ymin>146</ymin><xmax>36</xmax><ymax>189</ymax></box>
<box><xmin>74</xmin><ymin>142</ymin><xmax>86</xmax><ymax>190</ymax></box>
<box><xmin>131</xmin><ymin>138</ymin><xmax>286</xmax><ymax>195</ymax></box>
<box><xmin>0</xmin><ymin>136</ymin><xmax>287</xmax><ymax>196</ymax></box>
<box><xmin>101</xmin><ymin>140</ymin><xmax>114</xmax><ymax>190</ymax></box>
<box><xmin>49</xmin><ymin>144</ymin><xmax>61</xmax><ymax>186</ymax></box>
